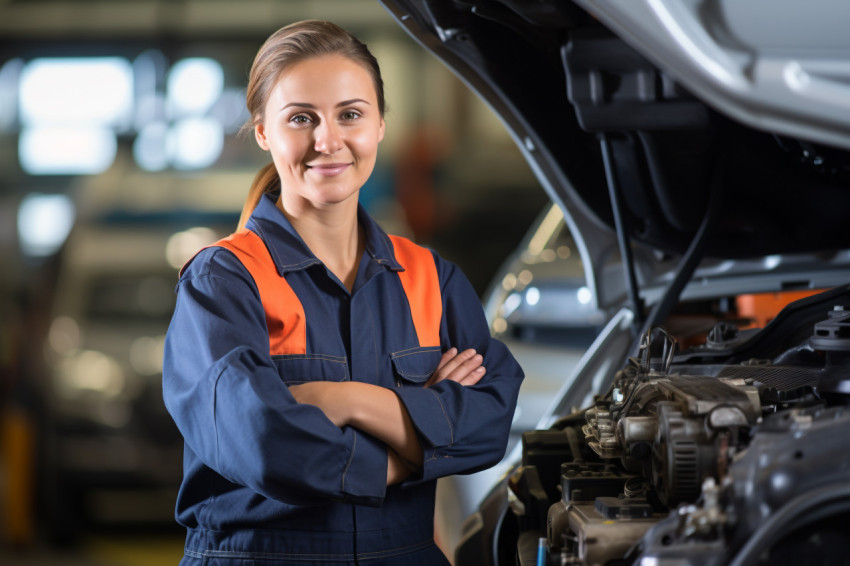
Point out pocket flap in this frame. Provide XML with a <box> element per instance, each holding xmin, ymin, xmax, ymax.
<box><xmin>390</xmin><ymin>347</ymin><xmax>442</xmax><ymax>384</ymax></box>
<box><xmin>275</xmin><ymin>354</ymin><xmax>349</xmax><ymax>384</ymax></box>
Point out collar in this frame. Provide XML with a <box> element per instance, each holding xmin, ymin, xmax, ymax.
<box><xmin>245</xmin><ymin>193</ymin><xmax>403</xmax><ymax>276</ymax></box>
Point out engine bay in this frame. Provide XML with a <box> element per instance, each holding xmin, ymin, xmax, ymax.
<box><xmin>504</xmin><ymin>288</ymin><xmax>850</xmax><ymax>565</ymax></box>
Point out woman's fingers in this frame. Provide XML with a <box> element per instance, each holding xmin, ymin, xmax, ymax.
<box><xmin>425</xmin><ymin>349</ymin><xmax>458</xmax><ymax>387</ymax></box>
<box><xmin>427</xmin><ymin>348</ymin><xmax>486</xmax><ymax>387</ymax></box>
<box><xmin>436</xmin><ymin>347</ymin><xmax>457</xmax><ymax>371</ymax></box>
<box><xmin>439</xmin><ymin>348</ymin><xmax>479</xmax><ymax>377</ymax></box>
<box><xmin>459</xmin><ymin>365</ymin><xmax>486</xmax><ymax>386</ymax></box>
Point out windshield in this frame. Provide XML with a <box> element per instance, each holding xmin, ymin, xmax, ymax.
<box><xmin>83</xmin><ymin>273</ymin><xmax>175</xmax><ymax>324</ymax></box>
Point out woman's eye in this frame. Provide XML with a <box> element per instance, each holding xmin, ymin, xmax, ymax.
<box><xmin>341</xmin><ymin>110</ymin><xmax>361</xmax><ymax>121</ymax></box>
<box><xmin>290</xmin><ymin>114</ymin><xmax>311</xmax><ymax>125</ymax></box>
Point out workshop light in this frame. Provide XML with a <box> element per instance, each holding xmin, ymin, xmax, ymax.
<box><xmin>55</xmin><ymin>349</ymin><xmax>125</xmax><ymax>399</ymax></box>
<box><xmin>502</xmin><ymin>292</ymin><xmax>522</xmax><ymax>318</ymax></box>
<box><xmin>129</xmin><ymin>335</ymin><xmax>166</xmax><ymax>376</ymax></box>
<box><xmin>167</xmin><ymin>57</ymin><xmax>224</xmax><ymax>117</ymax></box>
<box><xmin>19</xmin><ymin>57</ymin><xmax>133</xmax><ymax>128</ymax></box>
<box><xmin>17</xmin><ymin>192</ymin><xmax>75</xmax><ymax>257</ymax></box>
<box><xmin>19</xmin><ymin>127</ymin><xmax>117</xmax><ymax>175</ymax></box>
<box><xmin>168</xmin><ymin>117</ymin><xmax>224</xmax><ymax>170</ymax></box>
<box><xmin>133</xmin><ymin>121</ymin><xmax>169</xmax><ymax>172</ymax></box>
<box><xmin>165</xmin><ymin>226</ymin><xmax>219</xmax><ymax>269</ymax></box>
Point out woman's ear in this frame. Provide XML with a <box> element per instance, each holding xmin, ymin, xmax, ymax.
<box><xmin>254</xmin><ymin>124</ymin><xmax>270</xmax><ymax>151</ymax></box>
<box><xmin>377</xmin><ymin>118</ymin><xmax>385</xmax><ymax>144</ymax></box>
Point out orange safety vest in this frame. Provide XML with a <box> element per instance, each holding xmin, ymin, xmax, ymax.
<box><xmin>213</xmin><ymin>229</ymin><xmax>443</xmax><ymax>356</ymax></box>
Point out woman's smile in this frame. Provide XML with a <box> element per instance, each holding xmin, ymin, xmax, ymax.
<box><xmin>307</xmin><ymin>161</ymin><xmax>353</xmax><ymax>177</ymax></box>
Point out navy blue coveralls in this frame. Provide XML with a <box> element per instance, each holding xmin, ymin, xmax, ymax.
<box><xmin>163</xmin><ymin>193</ymin><xmax>524</xmax><ymax>565</ymax></box>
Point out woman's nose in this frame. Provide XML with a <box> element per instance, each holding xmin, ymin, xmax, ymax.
<box><xmin>314</xmin><ymin>120</ymin><xmax>344</xmax><ymax>154</ymax></box>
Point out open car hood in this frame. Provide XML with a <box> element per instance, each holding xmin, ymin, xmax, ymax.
<box><xmin>378</xmin><ymin>0</ymin><xmax>850</xmax><ymax>312</ymax></box>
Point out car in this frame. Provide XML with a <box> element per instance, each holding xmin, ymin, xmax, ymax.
<box><xmin>379</xmin><ymin>1</ymin><xmax>850</xmax><ymax>564</ymax></box>
<box><xmin>435</xmin><ymin>202</ymin><xmax>605</xmax><ymax>552</ymax></box>
<box><xmin>39</xmin><ymin>211</ymin><xmax>230</xmax><ymax>541</ymax></box>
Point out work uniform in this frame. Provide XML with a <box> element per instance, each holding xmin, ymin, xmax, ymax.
<box><xmin>163</xmin><ymin>193</ymin><xmax>524</xmax><ymax>565</ymax></box>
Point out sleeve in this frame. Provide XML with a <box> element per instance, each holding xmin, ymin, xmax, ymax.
<box><xmin>162</xmin><ymin>247</ymin><xmax>388</xmax><ymax>506</ymax></box>
<box><xmin>394</xmin><ymin>254</ymin><xmax>525</xmax><ymax>483</ymax></box>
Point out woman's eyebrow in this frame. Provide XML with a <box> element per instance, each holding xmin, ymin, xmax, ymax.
<box><xmin>337</xmin><ymin>98</ymin><xmax>370</xmax><ymax>107</ymax></box>
<box><xmin>281</xmin><ymin>99</ymin><xmax>371</xmax><ymax>111</ymax></box>
<box><xmin>282</xmin><ymin>102</ymin><xmax>315</xmax><ymax>110</ymax></box>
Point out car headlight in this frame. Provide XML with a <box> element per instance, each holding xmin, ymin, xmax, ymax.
<box><xmin>55</xmin><ymin>349</ymin><xmax>126</xmax><ymax>399</ymax></box>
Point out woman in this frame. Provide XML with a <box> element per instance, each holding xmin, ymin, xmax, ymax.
<box><xmin>163</xmin><ymin>20</ymin><xmax>524</xmax><ymax>565</ymax></box>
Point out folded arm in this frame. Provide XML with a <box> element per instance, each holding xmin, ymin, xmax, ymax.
<box><xmin>163</xmin><ymin>248</ymin><xmax>389</xmax><ymax>505</ymax></box>
<box><xmin>289</xmin><ymin>347</ymin><xmax>485</xmax><ymax>483</ymax></box>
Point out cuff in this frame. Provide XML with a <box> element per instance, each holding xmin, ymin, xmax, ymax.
<box><xmin>339</xmin><ymin>429</ymin><xmax>388</xmax><ymax>506</ymax></box>
<box><xmin>394</xmin><ymin>386</ymin><xmax>455</xmax><ymax>449</ymax></box>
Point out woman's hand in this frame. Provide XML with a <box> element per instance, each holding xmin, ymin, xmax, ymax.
<box><xmin>425</xmin><ymin>347</ymin><xmax>486</xmax><ymax>388</ymax></box>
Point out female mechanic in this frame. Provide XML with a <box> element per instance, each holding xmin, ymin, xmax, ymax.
<box><xmin>163</xmin><ymin>19</ymin><xmax>524</xmax><ymax>566</ymax></box>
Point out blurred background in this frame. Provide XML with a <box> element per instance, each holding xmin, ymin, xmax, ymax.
<box><xmin>0</xmin><ymin>0</ymin><xmax>548</xmax><ymax>563</ymax></box>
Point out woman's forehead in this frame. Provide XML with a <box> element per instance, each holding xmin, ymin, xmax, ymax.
<box><xmin>270</xmin><ymin>54</ymin><xmax>378</xmax><ymax>107</ymax></box>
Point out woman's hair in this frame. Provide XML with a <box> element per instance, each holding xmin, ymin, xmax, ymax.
<box><xmin>237</xmin><ymin>20</ymin><xmax>386</xmax><ymax>230</ymax></box>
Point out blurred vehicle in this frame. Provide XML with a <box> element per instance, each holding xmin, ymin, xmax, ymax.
<box><xmin>484</xmin><ymin>203</ymin><xmax>605</xmax><ymax>448</ymax></box>
<box><xmin>380</xmin><ymin>1</ymin><xmax>850</xmax><ymax>564</ymax></box>
<box><xmin>436</xmin><ymin>203</ymin><xmax>605</xmax><ymax>551</ymax></box>
<box><xmin>39</xmin><ymin>213</ymin><xmax>228</xmax><ymax>540</ymax></box>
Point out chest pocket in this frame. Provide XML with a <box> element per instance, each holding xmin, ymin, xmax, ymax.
<box><xmin>390</xmin><ymin>347</ymin><xmax>442</xmax><ymax>387</ymax></box>
<box><xmin>274</xmin><ymin>354</ymin><xmax>349</xmax><ymax>385</ymax></box>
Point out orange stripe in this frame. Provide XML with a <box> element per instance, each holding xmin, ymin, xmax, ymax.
<box><xmin>389</xmin><ymin>235</ymin><xmax>442</xmax><ymax>348</ymax></box>
<box><xmin>216</xmin><ymin>230</ymin><xmax>307</xmax><ymax>356</ymax></box>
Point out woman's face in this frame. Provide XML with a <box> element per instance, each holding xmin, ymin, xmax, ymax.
<box><xmin>255</xmin><ymin>54</ymin><xmax>385</xmax><ymax>212</ymax></box>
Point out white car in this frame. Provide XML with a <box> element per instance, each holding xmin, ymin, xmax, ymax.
<box><xmin>436</xmin><ymin>203</ymin><xmax>604</xmax><ymax>553</ymax></box>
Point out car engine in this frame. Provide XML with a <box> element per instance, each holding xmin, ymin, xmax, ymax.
<box><xmin>501</xmin><ymin>290</ymin><xmax>850</xmax><ymax>566</ymax></box>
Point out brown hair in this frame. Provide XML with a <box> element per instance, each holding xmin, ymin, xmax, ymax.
<box><xmin>237</xmin><ymin>20</ymin><xmax>386</xmax><ymax>230</ymax></box>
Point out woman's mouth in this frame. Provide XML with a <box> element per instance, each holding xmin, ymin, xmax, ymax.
<box><xmin>308</xmin><ymin>163</ymin><xmax>351</xmax><ymax>177</ymax></box>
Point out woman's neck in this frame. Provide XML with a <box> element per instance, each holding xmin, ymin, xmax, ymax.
<box><xmin>277</xmin><ymin>195</ymin><xmax>364</xmax><ymax>292</ymax></box>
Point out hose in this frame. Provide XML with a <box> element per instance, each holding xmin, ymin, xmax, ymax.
<box><xmin>728</xmin><ymin>482</ymin><xmax>850</xmax><ymax>566</ymax></box>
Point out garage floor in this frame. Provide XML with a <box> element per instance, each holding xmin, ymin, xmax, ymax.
<box><xmin>0</xmin><ymin>533</ymin><xmax>185</xmax><ymax>566</ymax></box>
